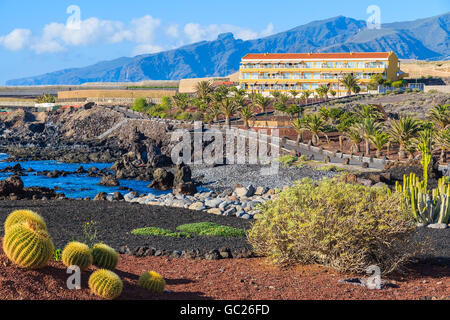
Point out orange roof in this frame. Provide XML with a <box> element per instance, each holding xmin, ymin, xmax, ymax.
<box><xmin>242</xmin><ymin>52</ymin><xmax>392</xmax><ymax>60</ymax></box>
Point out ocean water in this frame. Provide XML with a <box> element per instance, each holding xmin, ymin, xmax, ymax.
<box><xmin>0</xmin><ymin>153</ymin><xmax>172</xmax><ymax>199</ymax></box>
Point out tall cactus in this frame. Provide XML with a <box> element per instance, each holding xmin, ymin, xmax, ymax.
<box><xmin>62</xmin><ymin>242</ymin><xmax>93</xmax><ymax>270</ymax></box>
<box><xmin>4</xmin><ymin>209</ymin><xmax>47</xmax><ymax>232</ymax></box>
<box><xmin>3</xmin><ymin>220</ymin><xmax>54</xmax><ymax>269</ymax></box>
<box><xmin>397</xmin><ymin>174</ymin><xmax>450</xmax><ymax>224</ymax></box>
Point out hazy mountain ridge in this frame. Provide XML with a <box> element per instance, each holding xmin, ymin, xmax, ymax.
<box><xmin>7</xmin><ymin>13</ymin><xmax>450</xmax><ymax>85</ymax></box>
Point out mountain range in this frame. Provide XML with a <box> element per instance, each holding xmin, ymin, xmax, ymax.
<box><xmin>7</xmin><ymin>13</ymin><xmax>450</xmax><ymax>85</ymax></box>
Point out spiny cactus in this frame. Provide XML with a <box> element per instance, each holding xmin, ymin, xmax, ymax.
<box><xmin>4</xmin><ymin>209</ymin><xmax>47</xmax><ymax>232</ymax></box>
<box><xmin>396</xmin><ymin>173</ymin><xmax>450</xmax><ymax>224</ymax></box>
<box><xmin>88</xmin><ymin>269</ymin><xmax>123</xmax><ymax>300</ymax></box>
<box><xmin>62</xmin><ymin>242</ymin><xmax>93</xmax><ymax>270</ymax></box>
<box><xmin>3</xmin><ymin>220</ymin><xmax>54</xmax><ymax>269</ymax></box>
<box><xmin>91</xmin><ymin>243</ymin><xmax>119</xmax><ymax>270</ymax></box>
<box><xmin>138</xmin><ymin>271</ymin><xmax>166</xmax><ymax>294</ymax></box>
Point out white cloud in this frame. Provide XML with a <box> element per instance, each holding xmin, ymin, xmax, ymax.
<box><xmin>0</xmin><ymin>15</ymin><xmax>275</xmax><ymax>55</ymax></box>
<box><xmin>133</xmin><ymin>44</ymin><xmax>163</xmax><ymax>56</ymax></box>
<box><xmin>0</xmin><ymin>29</ymin><xmax>31</xmax><ymax>51</ymax></box>
<box><xmin>166</xmin><ymin>24</ymin><xmax>179</xmax><ymax>38</ymax></box>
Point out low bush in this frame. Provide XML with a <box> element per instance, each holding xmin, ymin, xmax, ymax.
<box><xmin>131</xmin><ymin>227</ymin><xmax>191</xmax><ymax>238</ymax></box>
<box><xmin>248</xmin><ymin>178</ymin><xmax>418</xmax><ymax>274</ymax></box>
<box><xmin>177</xmin><ymin>222</ymin><xmax>246</xmax><ymax>237</ymax></box>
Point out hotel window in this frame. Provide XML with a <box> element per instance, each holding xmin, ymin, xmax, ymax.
<box><xmin>254</xmin><ymin>64</ymin><xmax>260</xmax><ymax>68</ymax></box>
<box><xmin>266</xmin><ymin>63</ymin><xmax>272</xmax><ymax>68</ymax></box>
<box><xmin>283</xmin><ymin>73</ymin><xmax>291</xmax><ymax>79</ymax></box>
<box><xmin>336</xmin><ymin>62</ymin><xmax>345</xmax><ymax>68</ymax></box>
<box><xmin>304</xmin><ymin>73</ymin><xmax>312</xmax><ymax>79</ymax></box>
<box><xmin>323</xmin><ymin>62</ymin><xmax>334</xmax><ymax>68</ymax></box>
<box><xmin>302</xmin><ymin>83</ymin><xmax>310</xmax><ymax>90</ymax></box>
<box><xmin>347</xmin><ymin>62</ymin><xmax>356</xmax><ymax>68</ymax></box>
<box><xmin>242</xmin><ymin>73</ymin><xmax>251</xmax><ymax>80</ymax></box>
<box><xmin>357</xmin><ymin>62</ymin><xmax>365</xmax><ymax>69</ymax></box>
<box><xmin>356</xmin><ymin>73</ymin><xmax>363</xmax><ymax>78</ymax></box>
<box><xmin>313</xmin><ymin>73</ymin><xmax>321</xmax><ymax>79</ymax></box>
<box><xmin>292</xmin><ymin>73</ymin><xmax>300</xmax><ymax>79</ymax></box>
<box><xmin>311</xmin><ymin>84</ymin><xmax>319</xmax><ymax>90</ymax></box>
<box><xmin>378</xmin><ymin>62</ymin><xmax>387</xmax><ymax>68</ymax></box>
<box><xmin>314</xmin><ymin>62</ymin><xmax>322</xmax><ymax>69</ymax></box>
<box><xmin>251</xmin><ymin>73</ymin><xmax>259</xmax><ymax>79</ymax></box>
<box><xmin>305</xmin><ymin>62</ymin><xmax>313</xmax><ymax>68</ymax></box>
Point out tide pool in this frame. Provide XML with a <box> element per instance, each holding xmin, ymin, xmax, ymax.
<box><xmin>0</xmin><ymin>154</ymin><xmax>172</xmax><ymax>199</ymax></box>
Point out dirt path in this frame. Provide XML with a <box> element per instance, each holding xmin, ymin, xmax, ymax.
<box><xmin>0</xmin><ymin>246</ymin><xmax>448</xmax><ymax>300</ymax></box>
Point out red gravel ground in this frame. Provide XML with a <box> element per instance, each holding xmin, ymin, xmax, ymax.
<box><xmin>0</xmin><ymin>243</ymin><xmax>448</xmax><ymax>300</ymax></box>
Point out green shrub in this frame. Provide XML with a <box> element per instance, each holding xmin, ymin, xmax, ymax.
<box><xmin>131</xmin><ymin>227</ymin><xmax>191</xmax><ymax>238</ymax></box>
<box><xmin>36</xmin><ymin>94</ymin><xmax>55</xmax><ymax>103</ymax></box>
<box><xmin>278</xmin><ymin>155</ymin><xmax>298</xmax><ymax>167</ymax></box>
<box><xmin>132</xmin><ymin>98</ymin><xmax>150</xmax><ymax>112</ymax></box>
<box><xmin>177</xmin><ymin>222</ymin><xmax>246</xmax><ymax>237</ymax></box>
<box><xmin>248</xmin><ymin>178</ymin><xmax>417</xmax><ymax>274</ymax></box>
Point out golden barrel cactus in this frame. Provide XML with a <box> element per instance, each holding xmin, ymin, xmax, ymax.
<box><xmin>3</xmin><ymin>220</ymin><xmax>54</xmax><ymax>269</ymax></box>
<box><xmin>138</xmin><ymin>271</ymin><xmax>166</xmax><ymax>294</ymax></box>
<box><xmin>91</xmin><ymin>243</ymin><xmax>119</xmax><ymax>270</ymax></box>
<box><xmin>88</xmin><ymin>269</ymin><xmax>123</xmax><ymax>299</ymax></box>
<box><xmin>4</xmin><ymin>209</ymin><xmax>47</xmax><ymax>232</ymax></box>
<box><xmin>62</xmin><ymin>242</ymin><xmax>93</xmax><ymax>270</ymax></box>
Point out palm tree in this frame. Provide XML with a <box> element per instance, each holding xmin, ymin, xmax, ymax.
<box><xmin>238</xmin><ymin>104</ymin><xmax>255</xmax><ymax>129</ymax></box>
<box><xmin>346</xmin><ymin>128</ymin><xmax>363</xmax><ymax>153</ymax></box>
<box><xmin>291</xmin><ymin>117</ymin><xmax>308</xmax><ymax>144</ymax></box>
<box><xmin>388</xmin><ymin>116</ymin><xmax>421</xmax><ymax>159</ymax></box>
<box><xmin>219</xmin><ymin>97</ymin><xmax>239</xmax><ymax>128</ymax></box>
<box><xmin>208</xmin><ymin>104</ymin><xmax>221</xmax><ymax>123</ymax></box>
<box><xmin>434</xmin><ymin>127</ymin><xmax>450</xmax><ymax>162</ymax></box>
<box><xmin>355</xmin><ymin>105</ymin><xmax>382</xmax><ymax>120</ymax></box>
<box><xmin>302</xmin><ymin>90</ymin><xmax>313</xmax><ymax>104</ymax></box>
<box><xmin>316</xmin><ymin>84</ymin><xmax>330</xmax><ymax>100</ymax></box>
<box><xmin>290</xmin><ymin>90</ymin><xmax>300</xmax><ymax>103</ymax></box>
<box><xmin>255</xmin><ymin>94</ymin><xmax>272</xmax><ymax>127</ymax></box>
<box><xmin>352</xmin><ymin>117</ymin><xmax>382</xmax><ymax>155</ymax></box>
<box><xmin>429</xmin><ymin>104</ymin><xmax>450</xmax><ymax>129</ymax></box>
<box><xmin>341</xmin><ymin>73</ymin><xmax>359</xmax><ymax>96</ymax></box>
<box><xmin>370</xmin><ymin>131</ymin><xmax>390</xmax><ymax>158</ymax></box>
<box><xmin>195</xmin><ymin>81</ymin><xmax>214</xmax><ymax>101</ymax></box>
<box><xmin>304</xmin><ymin>114</ymin><xmax>327</xmax><ymax>145</ymax></box>
<box><xmin>172</xmin><ymin>93</ymin><xmax>190</xmax><ymax>111</ymax></box>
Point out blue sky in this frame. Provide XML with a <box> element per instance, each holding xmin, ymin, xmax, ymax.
<box><xmin>0</xmin><ymin>0</ymin><xmax>449</xmax><ymax>84</ymax></box>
